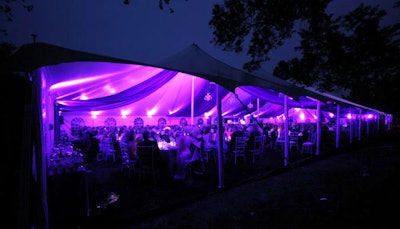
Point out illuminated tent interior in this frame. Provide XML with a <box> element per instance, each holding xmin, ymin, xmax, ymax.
<box><xmin>7</xmin><ymin>42</ymin><xmax>388</xmax><ymax>156</ymax></box>
<box><xmin>41</xmin><ymin>43</ymin><xmax>333</xmax><ymax>128</ymax></box>
<box><xmin>48</xmin><ymin>63</ymin><xmax>324</xmax><ymax>124</ymax></box>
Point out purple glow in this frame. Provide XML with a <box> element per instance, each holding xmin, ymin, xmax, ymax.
<box><xmin>39</xmin><ymin>61</ymin><xmax>344</xmax><ymax>130</ymax></box>
<box><xmin>299</xmin><ymin>112</ymin><xmax>305</xmax><ymax>120</ymax></box>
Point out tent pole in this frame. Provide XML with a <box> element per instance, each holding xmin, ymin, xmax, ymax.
<box><xmin>358</xmin><ymin>108</ymin><xmax>362</xmax><ymax>141</ymax></box>
<box><xmin>316</xmin><ymin>100</ymin><xmax>321</xmax><ymax>155</ymax></box>
<box><xmin>336</xmin><ymin>104</ymin><xmax>340</xmax><ymax>149</ymax></box>
<box><xmin>257</xmin><ymin>98</ymin><xmax>260</xmax><ymax>122</ymax></box>
<box><xmin>283</xmin><ymin>94</ymin><xmax>289</xmax><ymax>166</ymax></box>
<box><xmin>349</xmin><ymin>108</ymin><xmax>353</xmax><ymax>144</ymax></box>
<box><xmin>216</xmin><ymin>84</ymin><xmax>224</xmax><ymax>188</ymax></box>
<box><xmin>53</xmin><ymin>101</ymin><xmax>60</xmax><ymax>147</ymax></box>
<box><xmin>191</xmin><ymin>75</ymin><xmax>194</xmax><ymax>125</ymax></box>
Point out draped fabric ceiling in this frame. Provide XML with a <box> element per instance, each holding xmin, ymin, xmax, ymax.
<box><xmin>7</xmin><ymin>42</ymin><xmax>386</xmax><ymax>130</ymax></box>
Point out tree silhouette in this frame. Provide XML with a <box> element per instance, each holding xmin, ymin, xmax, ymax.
<box><xmin>123</xmin><ymin>0</ymin><xmax>188</xmax><ymax>13</ymax></box>
<box><xmin>0</xmin><ymin>0</ymin><xmax>33</xmax><ymax>36</ymax></box>
<box><xmin>209</xmin><ymin>0</ymin><xmax>400</xmax><ymax>115</ymax></box>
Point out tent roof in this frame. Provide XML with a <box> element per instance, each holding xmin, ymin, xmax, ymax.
<box><xmin>6</xmin><ymin>42</ymin><xmax>385</xmax><ymax>116</ymax></box>
<box><xmin>5</xmin><ymin>42</ymin><xmax>138</xmax><ymax>72</ymax></box>
<box><xmin>6</xmin><ymin>42</ymin><xmax>321</xmax><ymax>100</ymax></box>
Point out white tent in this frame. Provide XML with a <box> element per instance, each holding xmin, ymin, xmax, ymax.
<box><xmin>7</xmin><ymin>42</ymin><xmax>390</xmax><ymax>228</ymax></box>
<box><xmin>7</xmin><ymin>41</ymin><xmax>389</xmax><ymax>167</ymax></box>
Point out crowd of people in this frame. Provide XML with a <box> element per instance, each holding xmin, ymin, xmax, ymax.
<box><xmin>58</xmin><ymin>117</ymin><xmax>319</xmax><ymax>179</ymax></box>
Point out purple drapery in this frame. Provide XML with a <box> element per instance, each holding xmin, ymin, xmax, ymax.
<box><xmin>240</xmin><ymin>86</ymin><xmax>317</xmax><ymax>108</ymax></box>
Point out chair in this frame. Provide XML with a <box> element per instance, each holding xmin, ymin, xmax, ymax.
<box><xmin>97</xmin><ymin>137</ymin><xmax>116</xmax><ymax>162</ymax></box>
<box><xmin>202</xmin><ymin>136</ymin><xmax>217</xmax><ymax>163</ymax></box>
<box><xmin>301</xmin><ymin>132</ymin><xmax>316</xmax><ymax>154</ymax></box>
<box><xmin>233</xmin><ymin>136</ymin><xmax>247</xmax><ymax>165</ymax></box>
<box><xmin>190</xmin><ymin>143</ymin><xmax>207</xmax><ymax>176</ymax></box>
<box><xmin>203</xmin><ymin>145</ymin><xmax>216</xmax><ymax>163</ymax></box>
<box><xmin>120</xmin><ymin>153</ymin><xmax>137</xmax><ymax>180</ymax></box>
<box><xmin>120</xmin><ymin>143</ymin><xmax>136</xmax><ymax>180</ymax></box>
<box><xmin>275</xmin><ymin>137</ymin><xmax>285</xmax><ymax>151</ymax></box>
<box><xmin>136</xmin><ymin>145</ymin><xmax>159</xmax><ymax>184</ymax></box>
<box><xmin>289</xmin><ymin>132</ymin><xmax>299</xmax><ymax>152</ymax></box>
<box><xmin>248</xmin><ymin>135</ymin><xmax>264</xmax><ymax>164</ymax></box>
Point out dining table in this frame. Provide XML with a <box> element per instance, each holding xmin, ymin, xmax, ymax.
<box><xmin>158</xmin><ymin>141</ymin><xmax>178</xmax><ymax>179</ymax></box>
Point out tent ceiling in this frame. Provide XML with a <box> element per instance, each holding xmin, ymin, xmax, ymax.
<box><xmin>6</xmin><ymin>42</ymin><xmax>385</xmax><ymax>120</ymax></box>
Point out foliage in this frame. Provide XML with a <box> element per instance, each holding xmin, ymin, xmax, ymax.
<box><xmin>209</xmin><ymin>0</ymin><xmax>400</xmax><ymax>115</ymax></box>
<box><xmin>275</xmin><ymin>4</ymin><xmax>400</xmax><ymax>113</ymax></box>
<box><xmin>123</xmin><ymin>0</ymin><xmax>188</xmax><ymax>13</ymax></box>
<box><xmin>209</xmin><ymin>0</ymin><xmax>331</xmax><ymax>71</ymax></box>
<box><xmin>0</xmin><ymin>0</ymin><xmax>33</xmax><ymax>36</ymax></box>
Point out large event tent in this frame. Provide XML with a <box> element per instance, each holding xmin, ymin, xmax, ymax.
<box><xmin>8</xmin><ymin>41</ymin><xmax>391</xmax><ymax>164</ymax></box>
<box><xmin>7</xmin><ymin>42</ymin><xmax>389</xmax><ymax>154</ymax></box>
<box><xmin>7</xmin><ymin>42</ymin><xmax>391</xmax><ymax>227</ymax></box>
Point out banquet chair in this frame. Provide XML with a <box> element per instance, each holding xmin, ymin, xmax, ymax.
<box><xmin>203</xmin><ymin>145</ymin><xmax>217</xmax><ymax>163</ymax></box>
<box><xmin>120</xmin><ymin>153</ymin><xmax>137</xmax><ymax>180</ymax></box>
<box><xmin>233</xmin><ymin>136</ymin><xmax>247</xmax><ymax>165</ymax></box>
<box><xmin>202</xmin><ymin>132</ymin><xmax>217</xmax><ymax>163</ymax></box>
<box><xmin>201</xmin><ymin>137</ymin><xmax>217</xmax><ymax>163</ymax></box>
<box><xmin>301</xmin><ymin>132</ymin><xmax>316</xmax><ymax>154</ymax></box>
<box><xmin>275</xmin><ymin>136</ymin><xmax>285</xmax><ymax>151</ymax></box>
<box><xmin>98</xmin><ymin>137</ymin><xmax>116</xmax><ymax>162</ymax></box>
<box><xmin>289</xmin><ymin>132</ymin><xmax>299</xmax><ymax>152</ymax></box>
<box><xmin>120</xmin><ymin>142</ymin><xmax>137</xmax><ymax>180</ymax></box>
<box><xmin>188</xmin><ymin>143</ymin><xmax>206</xmax><ymax>176</ymax></box>
<box><xmin>248</xmin><ymin>135</ymin><xmax>264</xmax><ymax>164</ymax></box>
<box><xmin>136</xmin><ymin>145</ymin><xmax>159</xmax><ymax>184</ymax></box>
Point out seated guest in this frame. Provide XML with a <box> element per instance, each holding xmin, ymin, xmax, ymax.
<box><xmin>126</xmin><ymin>132</ymin><xmax>137</xmax><ymax>159</ymax></box>
<box><xmin>175</xmin><ymin>135</ymin><xmax>193</xmax><ymax>177</ymax></box>
<box><xmin>270</xmin><ymin>125</ymin><xmax>278</xmax><ymax>149</ymax></box>
<box><xmin>160</xmin><ymin>126</ymin><xmax>172</xmax><ymax>143</ymax></box>
<box><xmin>150</xmin><ymin>126</ymin><xmax>161</xmax><ymax>142</ymax></box>
<box><xmin>203</xmin><ymin>126</ymin><xmax>216</xmax><ymax>149</ymax></box>
<box><xmin>137</xmin><ymin>130</ymin><xmax>161</xmax><ymax>167</ymax></box>
<box><xmin>228</xmin><ymin>125</ymin><xmax>246</xmax><ymax>153</ymax></box>
<box><xmin>175</xmin><ymin>135</ymin><xmax>198</xmax><ymax>178</ymax></box>
<box><xmin>189</xmin><ymin>126</ymin><xmax>203</xmax><ymax>151</ymax></box>
<box><xmin>246</xmin><ymin>124</ymin><xmax>262</xmax><ymax>151</ymax></box>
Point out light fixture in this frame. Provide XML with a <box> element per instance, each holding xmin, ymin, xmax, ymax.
<box><xmin>204</xmin><ymin>82</ymin><xmax>214</xmax><ymax>101</ymax></box>
<box><xmin>247</xmin><ymin>102</ymin><xmax>254</xmax><ymax>109</ymax></box>
<box><xmin>204</xmin><ymin>92</ymin><xmax>212</xmax><ymax>101</ymax></box>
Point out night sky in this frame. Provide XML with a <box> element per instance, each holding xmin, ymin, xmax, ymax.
<box><xmin>3</xmin><ymin>0</ymin><xmax>400</xmax><ymax>74</ymax></box>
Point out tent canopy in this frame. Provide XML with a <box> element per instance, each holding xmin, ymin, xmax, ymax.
<box><xmin>6</xmin><ymin>42</ymin><xmax>385</xmax><ymax>122</ymax></box>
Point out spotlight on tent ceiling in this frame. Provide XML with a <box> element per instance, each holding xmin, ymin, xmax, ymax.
<box><xmin>204</xmin><ymin>92</ymin><xmax>212</xmax><ymax>101</ymax></box>
<box><xmin>247</xmin><ymin>102</ymin><xmax>254</xmax><ymax>109</ymax></box>
<box><xmin>204</xmin><ymin>82</ymin><xmax>215</xmax><ymax>101</ymax></box>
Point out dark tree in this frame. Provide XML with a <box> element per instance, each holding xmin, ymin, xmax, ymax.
<box><xmin>209</xmin><ymin>0</ymin><xmax>331</xmax><ymax>71</ymax></box>
<box><xmin>274</xmin><ymin>4</ymin><xmax>400</xmax><ymax>115</ymax></box>
<box><xmin>0</xmin><ymin>0</ymin><xmax>33</xmax><ymax>36</ymax></box>
<box><xmin>123</xmin><ymin>0</ymin><xmax>189</xmax><ymax>13</ymax></box>
<box><xmin>209</xmin><ymin>0</ymin><xmax>400</xmax><ymax>115</ymax></box>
